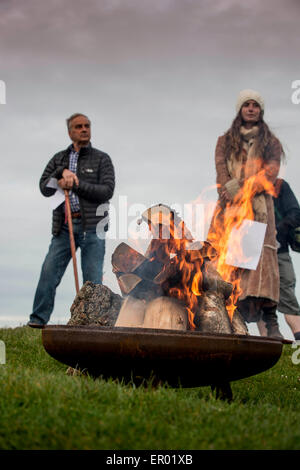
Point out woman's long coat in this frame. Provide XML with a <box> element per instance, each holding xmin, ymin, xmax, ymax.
<box><xmin>212</xmin><ymin>134</ymin><xmax>282</xmax><ymax>304</ymax></box>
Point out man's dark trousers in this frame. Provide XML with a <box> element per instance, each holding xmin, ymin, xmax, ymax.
<box><xmin>29</xmin><ymin>219</ymin><xmax>105</xmax><ymax>325</ymax></box>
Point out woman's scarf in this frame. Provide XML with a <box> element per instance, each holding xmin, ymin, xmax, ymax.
<box><xmin>227</xmin><ymin>125</ymin><xmax>268</xmax><ymax>223</ymax></box>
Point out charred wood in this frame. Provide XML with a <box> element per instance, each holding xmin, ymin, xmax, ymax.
<box><xmin>130</xmin><ymin>279</ymin><xmax>163</xmax><ymax>302</ymax></box>
<box><xmin>202</xmin><ymin>261</ymin><xmax>233</xmax><ymax>299</ymax></box>
<box><xmin>112</xmin><ymin>242</ymin><xmax>163</xmax><ymax>280</ymax></box>
<box><xmin>117</xmin><ymin>273</ymin><xmax>142</xmax><ymax>296</ymax></box>
<box><xmin>194</xmin><ymin>292</ymin><xmax>232</xmax><ymax>334</ymax></box>
<box><xmin>112</xmin><ymin>242</ymin><xmax>146</xmax><ymax>274</ymax></box>
<box><xmin>231</xmin><ymin>309</ymin><xmax>249</xmax><ymax>335</ymax></box>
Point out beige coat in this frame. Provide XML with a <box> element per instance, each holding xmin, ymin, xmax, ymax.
<box><xmin>212</xmin><ymin>133</ymin><xmax>282</xmax><ymax>304</ymax></box>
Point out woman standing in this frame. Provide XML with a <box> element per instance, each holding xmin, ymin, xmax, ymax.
<box><xmin>210</xmin><ymin>89</ymin><xmax>285</xmax><ymax>336</ymax></box>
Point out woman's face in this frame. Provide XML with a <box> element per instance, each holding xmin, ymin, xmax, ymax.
<box><xmin>241</xmin><ymin>100</ymin><xmax>261</xmax><ymax>125</ymax></box>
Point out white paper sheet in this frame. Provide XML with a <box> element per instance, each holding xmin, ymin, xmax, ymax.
<box><xmin>46</xmin><ymin>178</ymin><xmax>65</xmax><ymax>209</ymax></box>
<box><xmin>225</xmin><ymin>219</ymin><xmax>267</xmax><ymax>270</ymax></box>
<box><xmin>46</xmin><ymin>177</ymin><xmax>59</xmax><ymax>189</ymax></box>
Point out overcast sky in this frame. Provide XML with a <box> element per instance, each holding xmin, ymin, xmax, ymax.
<box><xmin>1</xmin><ymin>0</ymin><xmax>300</xmax><ymax>339</ymax></box>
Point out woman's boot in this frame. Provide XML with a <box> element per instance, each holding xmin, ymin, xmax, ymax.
<box><xmin>262</xmin><ymin>305</ymin><xmax>283</xmax><ymax>339</ymax></box>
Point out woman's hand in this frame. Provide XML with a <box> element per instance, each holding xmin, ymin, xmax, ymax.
<box><xmin>220</xmin><ymin>187</ymin><xmax>233</xmax><ymax>203</ymax></box>
<box><xmin>264</xmin><ymin>161</ymin><xmax>280</xmax><ymax>183</ymax></box>
<box><xmin>251</xmin><ymin>180</ymin><xmax>265</xmax><ymax>194</ymax></box>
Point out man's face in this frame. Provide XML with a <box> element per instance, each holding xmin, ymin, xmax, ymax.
<box><xmin>68</xmin><ymin>115</ymin><xmax>91</xmax><ymax>146</ymax></box>
<box><xmin>241</xmin><ymin>100</ymin><xmax>261</xmax><ymax>124</ymax></box>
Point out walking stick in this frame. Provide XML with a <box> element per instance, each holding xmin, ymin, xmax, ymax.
<box><xmin>64</xmin><ymin>189</ymin><xmax>80</xmax><ymax>294</ymax></box>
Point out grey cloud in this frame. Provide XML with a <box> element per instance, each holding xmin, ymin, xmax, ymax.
<box><xmin>1</xmin><ymin>0</ymin><xmax>299</xmax><ymax>67</ymax></box>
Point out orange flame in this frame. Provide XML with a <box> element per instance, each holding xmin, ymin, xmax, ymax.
<box><xmin>192</xmin><ymin>271</ymin><xmax>203</xmax><ymax>296</ymax></box>
<box><xmin>126</xmin><ymin>167</ymin><xmax>275</xmax><ymax>328</ymax></box>
<box><xmin>208</xmin><ymin>165</ymin><xmax>276</xmax><ymax>321</ymax></box>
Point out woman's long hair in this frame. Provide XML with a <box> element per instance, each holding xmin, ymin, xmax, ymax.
<box><xmin>223</xmin><ymin>110</ymin><xmax>285</xmax><ymax>162</ymax></box>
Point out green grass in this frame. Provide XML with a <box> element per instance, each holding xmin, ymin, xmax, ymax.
<box><xmin>0</xmin><ymin>327</ymin><xmax>299</xmax><ymax>450</ymax></box>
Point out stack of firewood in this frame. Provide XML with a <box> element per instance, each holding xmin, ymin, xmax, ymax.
<box><xmin>112</xmin><ymin>204</ymin><xmax>248</xmax><ymax>335</ymax></box>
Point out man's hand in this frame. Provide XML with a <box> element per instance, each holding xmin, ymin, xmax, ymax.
<box><xmin>58</xmin><ymin>169</ymin><xmax>79</xmax><ymax>190</ymax></box>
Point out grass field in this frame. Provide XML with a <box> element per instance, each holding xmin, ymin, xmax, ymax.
<box><xmin>0</xmin><ymin>326</ymin><xmax>299</xmax><ymax>450</ymax></box>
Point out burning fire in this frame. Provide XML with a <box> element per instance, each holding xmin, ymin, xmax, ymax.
<box><xmin>118</xmin><ymin>165</ymin><xmax>276</xmax><ymax>330</ymax></box>
<box><xmin>150</xmin><ymin>167</ymin><xmax>275</xmax><ymax>327</ymax></box>
<box><xmin>147</xmin><ymin>212</ymin><xmax>201</xmax><ymax>330</ymax></box>
<box><xmin>207</xmin><ymin>166</ymin><xmax>276</xmax><ymax>321</ymax></box>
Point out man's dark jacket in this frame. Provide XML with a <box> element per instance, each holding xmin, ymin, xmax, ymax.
<box><xmin>40</xmin><ymin>143</ymin><xmax>115</xmax><ymax>236</ymax></box>
<box><xmin>273</xmin><ymin>179</ymin><xmax>300</xmax><ymax>253</ymax></box>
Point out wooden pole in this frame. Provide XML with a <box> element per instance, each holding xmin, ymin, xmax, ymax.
<box><xmin>64</xmin><ymin>190</ymin><xmax>80</xmax><ymax>294</ymax></box>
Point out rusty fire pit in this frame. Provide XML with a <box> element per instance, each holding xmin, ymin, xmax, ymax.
<box><xmin>42</xmin><ymin>325</ymin><xmax>286</xmax><ymax>397</ymax></box>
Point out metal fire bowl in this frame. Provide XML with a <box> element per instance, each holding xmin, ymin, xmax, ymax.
<box><xmin>42</xmin><ymin>325</ymin><xmax>286</xmax><ymax>388</ymax></box>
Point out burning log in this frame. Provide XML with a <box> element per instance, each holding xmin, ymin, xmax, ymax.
<box><xmin>192</xmin><ymin>260</ymin><xmax>236</xmax><ymax>334</ymax></box>
<box><xmin>185</xmin><ymin>240</ymin><xmax>217</xmax><ymax>262</ymax></box>
<box><xmin>117</xmin><ymin>273</ymin><xmax>142</xmax><ymax>296</ymax></box>
<box><xmin>115</xmin><ymin>296</ymin><xmax>146</xmax><ymax>328</ymax></box>
<box><xmin>143</xmin><ymin>297</ymin><xmax>188</xmax><ymax>331</ymax></box>
<box><xmin>145</xmin><ymin>239</ymin><xmax>174</xmax><ymax>265</ymax></box>
<box><xmin>153</xmin><ymin>256</ymin><xmax>181</xmax><ymax>286</ymax></box>
<box><xmin>111</xmin><ymin>203</ymin><xmax>248</xmax><ymax>336</ymax></box>
<box><xmin>116</xmin><ymin>273</ymin><xmax>163</xmax><ymax>302</ymax></box>
<box><xmin>112</xmin><ymin>242</ymin><xmax>146</xmax><ymax>274</ymax></box>
<box><xmin>128</xmin><ymin>280</ymin><xmax>163</xmax><ymax>302</ymax></box>
<box><xmin>202</xmin><ymin>261</ymin><xmax>233</xmax><ymax>300</ymax></box>
<box><xmin>112</xmin><ymin>242</ymin><xmax>163</xmax><ymax>280</ymax></box>
<box><xmin>194</xmin><ymin>292</ymin><xmax>232</xmax><ymax>334</ymax></box>
<box><xmin>231</xmin><ymin>310</ymin><xmax>248</xmax><ymax>335</ymax></box>
<box><xmin>191</xmin><ymin>260</ymin><xmax>248</xmax><ymax>335</ymax></box>
<box><xmin>112</xmin><ymin>241</ymin><xmax>164</xmax><ymax>301</ymax></box>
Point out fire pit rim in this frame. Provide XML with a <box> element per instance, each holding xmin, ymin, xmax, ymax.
<box><xmin>42</xmin><ymin>324</ymin><xmax>291</xmax><ymax>344</ymax></box>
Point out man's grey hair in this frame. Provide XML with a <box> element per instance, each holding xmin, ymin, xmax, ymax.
<box><xmin>66</xmin><ymin>113</ymin><xmax>90</xmax><ymax>130</ymax></box>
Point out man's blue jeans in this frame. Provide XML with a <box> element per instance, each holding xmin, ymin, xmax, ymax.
<box><xmin>30</xmin><ymin>219</ymin><xmax>105</xmax><ymax>325</ymax></box>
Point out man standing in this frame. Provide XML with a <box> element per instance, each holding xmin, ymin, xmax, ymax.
<box><xmin>28</xmin><ymin>113</ymin><xmax>115</xmax><ymax>327</ymax></box>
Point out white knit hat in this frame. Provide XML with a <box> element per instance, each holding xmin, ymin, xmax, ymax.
<box><xmin>236</xmin><ymin>89</ymin><xmax>264</xmax><ymax>113</ymax></box>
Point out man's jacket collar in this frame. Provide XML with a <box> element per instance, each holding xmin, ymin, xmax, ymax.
<box><xmin>67</xmin><ymin>142</ymin><xmax>92</xmax><ymax>156</ymax></box>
